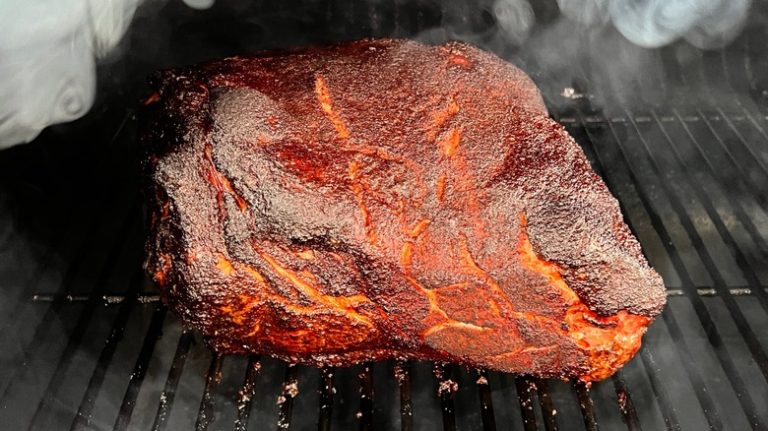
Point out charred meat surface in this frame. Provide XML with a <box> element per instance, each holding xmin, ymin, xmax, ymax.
<box><xmin>143</xmin><ymin>39</ymin><xmax>665</xmax><ymax>381</ymax></box>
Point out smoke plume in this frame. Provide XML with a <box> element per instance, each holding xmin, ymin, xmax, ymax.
<box><xmin>0</xmin><ymin>0</ymin><xmax>754</xmax><ymax>149</ymax></box>
<box><xmin>605</xmin><ymin>0</ymin><xmax>752</xmax><ymax>49</ymax></box>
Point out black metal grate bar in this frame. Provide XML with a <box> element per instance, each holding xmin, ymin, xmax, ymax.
<box><xmin>277</xmin><ymin>365</ymin><xmax>298</xmax><ymax>430</ymax></box>
<box><xmin>535</xmin><ymin>379</ymin><xmax>559</xmax><ymax>431</ymax></box>
<box><xmin>653</xmin><ymin>285</ymin><xmax>726</xmax><ymax>428</ymax></box>
<box><xmin>151</xmin><ymin>330</ymin><xmax>195</xmax><ymax>431</ymax></box>
<box><xmin>476</xmin><ymin>370</ymin><xmax>496</xmax><ymax>431</ymax></box>
<box><xmin>317</xmin><ymin>367</ymin><xmax>335</xmax><ymax>431</ymax></box>
<box><xmin>234</xmin><ymin>356</ymin><xmax>263</xmax><ymax>431</ymax></box>
<box><xmin>612</xmin><ymin>372</ymin><xmax>641</xmax><ymax>431</ymax></box>
<box><xmin>28</xmin><ymin>286</ymin><xmax>768</xmax><ymax>304</ymax></box>
<box><xmin>515</xmin><ymin>377</ymin><xmax>538</xmax><ymax>431</ymax></box>
<box><xmin>637</xmin><ymin>342</ymin><xmax>683</xmax><ymax>430</ymax></box>
<box><xmin>30</xmin><ymin>294</ymin><xmax>160</xmax><ymax>303</ymax></box>
<box><xmin>69</xmin><ymin>268</ymin><xmax>143</xmax><ymax>431</ymax></box>
<box><xmin>394</xmin><ymin>361</ymin><xmax>413</xmax><ymax>431</ymax></box>
<box><xmin>194</xmin><ymin>354</ymin><xmax>224</xmax><ymax>431</ymax></box>
<box><xmin>358</xmin><ymin>363</ymin><xmax>374</xmax><ymax>431</ymax></box>
<box><xmin>114</xmin><ymin>306</ymin><xmax>168</xmax><ymax>431</ymax></box>
<box><xmin>435</xmin><ymin>364</ymin><xmax>456</xmax><ymax>431</ymax></box>
<box><xmin>573</xmin><ymin>381</ymin><xmax>598</xmax><ymax>431</ymax></box>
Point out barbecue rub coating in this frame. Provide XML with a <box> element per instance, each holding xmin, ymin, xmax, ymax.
<box><xmin>143</xmin><ymin>39</ymin><xmax>666</xmax><ymax>381</ymax></box>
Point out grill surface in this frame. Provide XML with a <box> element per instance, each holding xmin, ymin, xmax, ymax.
<box><xmin>1</xmin><ymin>1</ymin><xmax>768</xmax><ymax>430</ymax></box>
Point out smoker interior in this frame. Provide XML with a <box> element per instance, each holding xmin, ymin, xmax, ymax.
<box><xmin>1</xmin><ymin>1</ymin><xmax>768</xmax><ymax>430</ymax></box>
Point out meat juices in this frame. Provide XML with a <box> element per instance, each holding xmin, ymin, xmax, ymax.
<box><xmin>143</xmin><ymin>39</ymin><xmax>666</xmax><ymax>381</ymax></box>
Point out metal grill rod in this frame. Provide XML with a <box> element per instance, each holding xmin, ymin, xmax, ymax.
<box><xmin>666</xmin><ymin>287</ymin><xmax>768</xmax><ymax>296</ymax></box>
<box><xmin>359</xmin><ymin>363</ymin><xmax>374</xmax><ymax>431</ymax></box>
<box><xmin>234</xmin><ymin>355</ymin><xmax>262</xmax><ymax>431</ymax></box>
<box><xmin>113</xmin><ymin>306</ymin><xmax>167</xmax><ymax>431</ymax></box>
<box><xmin>534</xmin><ymin>379</ymin><xmax>558</xmax><ymax>431</ymax></box>
<box><xmin>394</xmin><ymin>361</ymin><xmax>413</xmax><ymax>431</ymax></box>
<box><xmin>317</xmin><ymin>366</ymin><xmax>335</xmax><ymax>431</ymax></box>
<box><xmin>637</xmin><ymin>349</ymin><xmax>682</xmax><ymax>431</ymax></box>
<box><xmin>515</xmin><ymin>377</ymin><xmax>538</xmax><ymax>431</ymax></box>
<box><xmin>30</xmin><ymin>294</ymin><xmax>156</xmax><ymax>303</ymax></box>
<box><xmin>557</xmin><ymin>115</ymin><xmax>768</xmax><ymax>125</ymax></box>
<box><xmin>151</xmin><ymin>330</ymin><xmax>195</xmax><ymax>431</ymax></box>
<box><xmin>434</xmin><ymin>364</ymin><xmax>456</xmax><ymax>431</ymax></box>
<box><xmin>194</xmin><ymin>354</ymin><xmax>224</xmax><ymax>431</ymax></box>
<box><xmin>276</xmin><ymin>365</ymin><xmax>298</xmax><ymax>430</ymax></box>
<box><xmin>612</xmin><ymin>372</ymin><xmax>641</xmax><ymax>431</ymax></box>
<box><xmin>573</xmin><ymin>381</ymin><xmax>598</xmax><ymax>431</ymax></box>
<box><xmin>28</xmin><ymin>287</ymin><xmax>768</xmax><ymax>304</ymax></box>
<box><xmin>475</xmin><ymin>370</ymin><xmax>496</xmax><ymax>431</ymax></box>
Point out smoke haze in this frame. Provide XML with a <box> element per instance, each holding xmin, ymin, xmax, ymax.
<box><xmin>0</xmin><ymin>0</ymin><xmax>755</xmax><ymax>149</ymax></box>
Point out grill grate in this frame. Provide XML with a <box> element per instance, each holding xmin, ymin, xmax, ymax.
<box><xmin>1</xmin><ymin>0</ymin><xmax>768</xmax><ymax>430</ymax></box>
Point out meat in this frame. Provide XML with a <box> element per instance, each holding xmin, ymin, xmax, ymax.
<box><xmin>142</xmin><ymin>38</ymin><xmax>666</xmax><ymax>381</ymax></box>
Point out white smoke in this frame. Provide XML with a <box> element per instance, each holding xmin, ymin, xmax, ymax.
<box><xmin>492</xmin><ymin>0</ymin><xmax>752</xmax><ymax>49</ymax></box>
<box><xmin>0</xmin><ymin>0</ymin><xmax>754</xmax><ymax>149</ymax></box>
<box><xmin>491</xmin><ymin>0</ymin><xmax>752</xmax><ymax>107</ymax></box>
<box><xmin>557</xmin><ymin>0</ymin><xmax>752</xmax><ymax>49</ymax></box>
<box><xmin>493</xmin><ymin>0</ymin><xmax>536</xmax><ymax>46</ymax></box>
<box><xmin>556</xmin><ymin>0</ymin><xmax>611</xmax><ymax>26</ymax></box>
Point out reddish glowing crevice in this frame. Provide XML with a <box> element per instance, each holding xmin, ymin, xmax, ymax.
<box><xmin>315</xmin><ymin>75</ymin><xmax>351</xmax><ymax>140</ymax></box>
